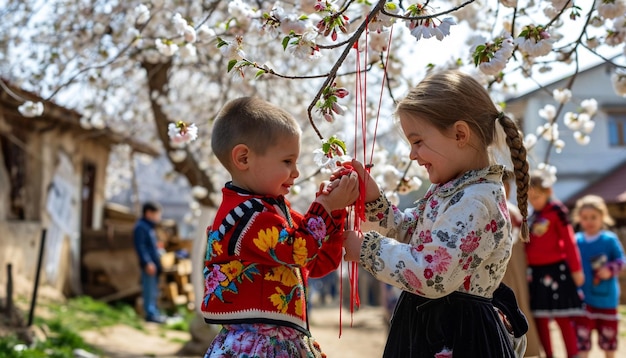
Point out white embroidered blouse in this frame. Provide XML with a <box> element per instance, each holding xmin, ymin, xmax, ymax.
<box><xmin>359</xmin><ymin>165</ymin><xmax>513</xmax><ymax>299</ymax></box>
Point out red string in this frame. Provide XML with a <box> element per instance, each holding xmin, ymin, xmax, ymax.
<box><xmin>368</xmin><ymin>26</ymin><xmax>393</xmax><ymax>165</ymax></box>
<box><xmin>339</xmin><ymin>19</ymin><xmax>392</xmax><ymax>339</ymax></box>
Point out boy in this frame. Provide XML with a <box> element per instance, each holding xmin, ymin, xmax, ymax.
<box><xmin>202</xmin><ymin>97</ymin><xmax>358</xmax><ymax>357</ymax></box>
<box><xmin>133</xmin><ymin>201</ymin><xmax>165</xmax><ymax>323</ymax></box>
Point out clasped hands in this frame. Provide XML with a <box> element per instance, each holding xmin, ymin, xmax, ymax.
<box><xmin>318</xmin><ymin>159</ymin><xmax>382</xmax><ymax>262</ymax></box>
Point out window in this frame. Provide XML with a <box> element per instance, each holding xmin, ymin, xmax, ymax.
<box><xmin>607</xmin><ymin>111</ymin><xmax>626</xmax><ymax>147</ymax></box>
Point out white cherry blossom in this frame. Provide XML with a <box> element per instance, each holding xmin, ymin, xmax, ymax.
<box><xmin>524</xmin><ymin>133</ymin><xmax>538</xmax><ymax>148</ymax></box>
<box><xmin>580</xmin><ymin>98</ymin><xmax>598</xmax><ymax>115</ymax></box>
<box><xmin>564</xmin><ymin>112</ymin><xmax>582</xmax><ymax>130</ymax></box>
<box><xmin>574</xmin><ymin>131</ymin><xmax>591</xmax><ymax>145</ymax></box>
<box><xmin>537</xmin><ymin>163</ymin><xmax>558</xmax><ymax>187</ymax></box>
<box><xmin>597</xmin><ymin>0</ymin><xmax>626</xmax><ymax>20</ymax></box>
<box><xmin>169</xmin><ymin>150</ymin><xmax>187</xmax><ymax>163</ymax></box>
<box><xmin>552</xmin><ymin>88</ymin><xmax>572</xmax><ymax>103</ymax></box>
<box><xmin>517</xmin><ymin>37</ymin><xmax>554</xmax><ymax>57</ymax></box>
<box><xmin>539</xmin><ymin>104</ymin><xmax>556</xmax><ymax>121</ymax></box>
<box><xmin>612</xmin><ymin>71</ymin><xmax>626</xmax><ymax>96</ymax></box>
<box><xmin>191</xmin><ymin>186</ymin><xmax>209</xmax><ymax>199</ymax></box>
<box><xmin>155</xmin><ymin>39</ymin><xmax>178</xmax><ymax>56</ymax></box>
<box><xmin>134</xmin><ymin>4</ymin><xmax>150</xmax><ymax>25</ymax></box>
<box><xmin>554</xmin><ymin>139</ymin><xmax>565</xmax><ymax>153</ymax></box>
<box><xmin>17</xmin><ymin>101</ymin><xmax>44</xmax><ymax>117</ymax></box>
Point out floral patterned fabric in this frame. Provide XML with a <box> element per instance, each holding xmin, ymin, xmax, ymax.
<box><xmin>205</xmin><ymin>324</ymin><xmax>325</xmax><ymax>358</ymax></box>
<box><xmin>360</xmin><ymin>165</ymin><xmax>517</xmax><ymax>357</ymax></box>
<box><xmin>202</xmin><ymin>183</ymin><xmax>345</xmax><ymax>336</ymax></box>
<box><xmin>360</xmin><ymin>165</ymin><xmax>512</xmax><ymax>298</ymax></box>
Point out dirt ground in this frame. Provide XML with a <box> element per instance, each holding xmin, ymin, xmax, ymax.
<box><xmin>76</xmin><ymin>304</ymin><xmax>626</xmax><ymax>358</ymax></box>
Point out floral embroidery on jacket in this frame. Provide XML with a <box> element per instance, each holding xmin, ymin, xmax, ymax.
<box><xmin>201</xmin><ymin>184</ymin><xmax>345</xmax><ymax>334</ymax></box>
<box><xmin>204</xmin><ymin>261</ymin><xmax>260</xmax><ymax>303</ymax></box>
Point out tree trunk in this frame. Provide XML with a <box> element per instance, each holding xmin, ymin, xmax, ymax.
<box><xmin>141</xmin><ymin>60</ymin><xmax>216</xmax><ymax>208</ymax></box>
<box><xmin>141</xmin><ymin>61</ymin><xmax>220</xmax><ymax>352</ymax></box>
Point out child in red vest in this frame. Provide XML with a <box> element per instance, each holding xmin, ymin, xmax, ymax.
<box><xmin>202</xmin><ymin>97</ymin><xmax>358</xmax><ymax>357</ymax></box>
<box><xmin>526</xmin><ymin>171</ymin><xmax>585</xmax><ymax>358</ymax></box>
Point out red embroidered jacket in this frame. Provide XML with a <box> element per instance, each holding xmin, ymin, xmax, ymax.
<box><xmin>525</xmin><ymin>199</ymin><xmax>582</xmax><ymax>272</ymax></box>
<box><xmin>201</xmin><ymin>183</ymin><xmax>345</xmax><ymax>334</ymax></box>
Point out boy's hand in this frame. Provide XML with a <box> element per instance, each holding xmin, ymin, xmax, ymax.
<box><xmin>315</xmin><ymin>171</ymin><xmax>359</xmax><ymax>212</ymax></box>
<box><xmin>145</xmin><ymin>262</ymin><xmax>157</xmax><ymax>276</ymax></box>
<box><xmin>342</xmin><ymin>231</ymin><xmax>363</xmax><ymax>262</ymax></box>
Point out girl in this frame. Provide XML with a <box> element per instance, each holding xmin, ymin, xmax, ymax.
<box><xmin>526</xmin><ymin>171</ymin><xmax>585</xmax><ymax>358</ymax></box>
<box><xmin>573</xmin><ymin>195</ymin><xmax>625</xmax><ymax>358</ymax></box>
<box><xmin>343</xmin><ymin>70</ymin><xmax>530</xmax><ymax>357</ymax></box>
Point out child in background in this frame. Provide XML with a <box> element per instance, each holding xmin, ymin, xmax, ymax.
<box><xmin>202</xmin><ymin>97</ymin><xmax>359</xmax><ymax>358</ymax></box>
<box><xmin>501</xmin><ymin>171</ymin><xmax>541</xmax><ymax>357</ymax></box>
<box><xmin>342</xmin><ymin>70</ymin><xmax>530</xmax><ymax>357</ymax></box>
<box><xmin>525</xmin><ymin>171</ymin><xmax>584</xmax><ymax>358</ymax></box>
<box><xmin>573</xmin><ymin>195</ymin><xmax>625</xmax><ymax>358</ymax></box>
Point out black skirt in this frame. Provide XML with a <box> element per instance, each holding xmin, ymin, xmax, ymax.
<box><xmin>527</xmin><ymin>260</ymin><xmax>583</xmax><ymax>318</ymax></box>
<box><xmin>383</xmin><ymin>290</ymin><xmax>516</xmax><ymax>358</ymax></box>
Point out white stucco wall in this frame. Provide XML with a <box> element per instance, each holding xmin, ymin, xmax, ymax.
<box><xmin>513</xmin><ymin>64</ymin><xmax>626</xmax><ymax>202</ymax></box>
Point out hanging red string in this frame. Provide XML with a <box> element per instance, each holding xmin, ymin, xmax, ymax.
<box><xmin>338</xmin><ymin>19</ymin><xmax>393</xmax><ymax>339</ymax></box>
<box><xmin>369</xmin><ymin>26</ymin><xmax>393</xmax><ymax>164</ymax></box>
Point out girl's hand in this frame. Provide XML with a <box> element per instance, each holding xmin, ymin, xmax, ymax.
<box><xmin>571</xmin><ymin>270</ymin><xmax>585</xmax><ymax>287</ymax></box>
<box><xmin>332</xmin><ymin>160</ymin><xmax>380</xmax><ymax>203</ymax></box>
<box><xmin>343</xmin><ymin>231</ymin><xmax>364</xmax><ymax>262</ymax></box>
<box><xmin>596</xmin><ymin>266</ymin><xmax>612</xmax><ymax>281</ymax></box>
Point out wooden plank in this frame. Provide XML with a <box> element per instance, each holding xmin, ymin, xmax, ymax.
<box><xmin>98</xmin><ymin>285</ymin><xmax>141</xmax><ymax>303</ymax></box>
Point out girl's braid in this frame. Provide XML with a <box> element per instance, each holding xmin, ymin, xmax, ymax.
<box><xmin>499</xmin><ymin>115</ymin><xmax>530</xmax><ymax>241</ymax></box>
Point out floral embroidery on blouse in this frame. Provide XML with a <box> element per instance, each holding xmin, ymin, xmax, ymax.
<box><xmin>360</xmin><ymin>165</ymin><xmax>512</xmax><ymax>299</ymax></box>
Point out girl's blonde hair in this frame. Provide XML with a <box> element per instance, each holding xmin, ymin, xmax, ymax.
<box><xmin>396</xmin><ymin>70</ymin><xmax>530</xmax><ymax>240</ymax></box>
<box><xmin>572</xmin><ymin>194</ymin><xmax>615</xmax><ymax>227</ymax></box>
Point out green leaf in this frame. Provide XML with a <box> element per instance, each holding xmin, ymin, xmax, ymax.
<box><xmin>385</xmin><ymin>2</ymin><xmax>398</xmax><ymax>11</ymax></box>
<box><xmin>255</xmin><ymin>69</ymin><xmax>265</xmax><ymax>79</ymax></box>
<box><xmin>327</xmin><ymin>136</ymin><xmax>347</xmax><ymax>155</ymax></box>
<box><xmin>216</xmin><ymin>37</ymin><xmax>228</xmax><ymax>48</ymax></box>
<box><xmin>282</xmin><ymin>36</ymin><xmax>290</xmax><ymax>50</ymax></box>
<box><xmin>227</xmin><ymin>59</ymin><xmax>237</xmax><ymax>72</ymax></box>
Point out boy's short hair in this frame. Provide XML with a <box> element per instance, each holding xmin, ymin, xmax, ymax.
<box><xmin>142</xmin><ymin>201</ymin><xmax>161</xmax><ymax>216</ymax></box>
<box><xmin>211</xmin><ymin>97</ymin><xmax>302</xmax><ymax>170</ymax></box>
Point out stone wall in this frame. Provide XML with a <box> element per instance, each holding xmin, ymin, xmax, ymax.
<box><xmin>0</xmin><ymin>221</ymin><xmax>72</xmax><ymax>297</ymax></box>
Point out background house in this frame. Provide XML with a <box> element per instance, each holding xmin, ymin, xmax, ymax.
<box><xmin>506</xmin><ymin>62</ymin><xmax>626</xmax><ymax>206</ymax></box>
<box><xmin>0</xmin><ymin>81</ymin><xmax>157</xmax><ymax>298</ymax></box>
<box><xmin>506</xmin><ymin>62</ymin><xmax>626</xmax><ymax>301</ymax></box>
